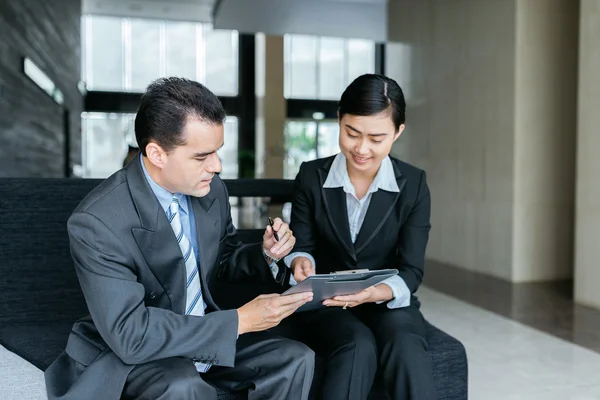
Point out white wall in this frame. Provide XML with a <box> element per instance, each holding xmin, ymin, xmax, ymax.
<box><xmin>512</xmin><ymin>0</ymin><xmax>578</xmax><ymax>281</ymax></box>
<box><xmin>387</xmin><ymin>0</ymin><xmax>517</xmax><ymax>280</ymax></box>
<box><xmin>575</xmin><ymin>0</ymin><xmax>600</xmax><ymax>309</ymax></box>
<box><xmin>387</xmin><ymin>0</ymin><xmax>578</xmax><ymax>282</ymax></box>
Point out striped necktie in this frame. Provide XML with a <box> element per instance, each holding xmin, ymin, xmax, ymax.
<box><xmin>168</xmin><ymin>196</ymin><xmax>210</xmax><ymax>372</ymax></box>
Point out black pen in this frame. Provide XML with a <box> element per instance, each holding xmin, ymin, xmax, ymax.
<box><xmin>268</xmin><ymin>217</ymin><xmax>280</xmax><ymax>241</ymax></box>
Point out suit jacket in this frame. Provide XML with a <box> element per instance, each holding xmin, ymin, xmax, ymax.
<box><xmin>45</xmin><ymin>156</ymin><xmax>270</xmax><ymax>400</ymax></box>
<box><xmin>290</xmin><ymin>155</ymin><xmax>431</xmax><ymax>298</ymax></box>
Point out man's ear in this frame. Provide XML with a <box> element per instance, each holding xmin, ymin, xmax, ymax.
<box><xmin>145</xmin><ymin>142</ymin><xmax>167</xmax><ymax>169</ymax></box>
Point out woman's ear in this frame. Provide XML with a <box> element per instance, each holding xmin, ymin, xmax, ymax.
<box><xmin>393</xmin><ymin>124</ymin><xmax>405</xmax><ymax>142</ymax></box>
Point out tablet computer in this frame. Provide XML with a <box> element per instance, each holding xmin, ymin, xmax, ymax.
<box><xmin>283</xmin><ymin>269</ymin><xmax>399</xmax><ymax>312</ymax></box>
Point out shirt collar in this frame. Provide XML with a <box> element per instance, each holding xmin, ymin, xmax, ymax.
<box><xmin>323</xmin><ymin>153</ymin><xmax>399</xmax><ymax>196</ymax></box>
<box><xmin>140</xmin><ymin>154</ymin><xmax>189</xmax><ymax>215</ymax></box>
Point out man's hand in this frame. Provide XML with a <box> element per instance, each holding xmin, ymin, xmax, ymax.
<box><xmin>323</xmin><ymin>284</ymin><xmax>393</xmax><ymax>308</ymax></box>
<box><xmin>290</xmin><ymin>256</ymin><xmax>316</xmax><ymax>283</ymax></box>
<box><xmin>237</xmin><ymin>292</ymin><xmax>313</xmax><ymax>335</ymax></box>
<box><xmin>263</xmin><ymin>217</ymin><xmax>295</xmax><ymax>259</ymax></box>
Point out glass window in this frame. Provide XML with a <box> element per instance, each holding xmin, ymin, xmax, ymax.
<box><xmin>284</xmin><ymin>121</ymin><xmax>317</xmax><ymax>179</ymax></box>
<box><xmin>219</xmin><ymin>116</ymin><xmax>239</xmax><ymax>226</ymax></box>
<box><xmin>84</xmin><ymin>16</ymin><xmax>123</xmax><ymax>90</ymax></box>
<box><xmin>165</xmin><ymin>21</ymin><xmax>198</xmax><ymax>81</ymax></box>
<box><xmin>346</xmin><ymin>38</ymin><xmax>375</xmax><ymax>86</ymax></box>
<box><xmin>285</xmin><ymin>34</ymin><xmax>376</xmax><ymax>100</ymax></box>
<box><xmin>318</xmin><ymin>38</ymin><xmax>345</xmax><ymax>100</ymax></box>
<box><xmin>284</xmin><ymin>120</ymin><xmax>340</xmax><ymax>179</ymax></box>
<box><xmin>82</xmin><ymin>16</ymin><xmax>239</xmax><ymax>95</ymax></box>
<box><xmin>82</xmin><ymin>112</ymin><xmax>135</xmax><ymax>178</ymax></box>
<box><xmin>317</xmin><ymin>121</ymin><xmax>340</xmax><ymax>158</ymax></box>
<box><xmin>129</xmin><ymin>19</ymin><xmax>162</xmax><ymax>92</ymax></box>
<box><xmin>219</xmin><ymin>117</ymin><xmax>239</xmax><ymax>179</ymax></box>
<box><xmin>285</xmin><ymin>35</ymin><xmax>318</xmax><ymax>99</ymax></box>
<box><xmin>204</xmin><ymin>24</ymin><xmax>239</xmax><ymax>96</ymax></box>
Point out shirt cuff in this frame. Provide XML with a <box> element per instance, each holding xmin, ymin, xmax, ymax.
<box><xmin>283</xmin><ymin>252</ymin><xmax>316</xmax><ymax>287</ymax></box>
<box><xmin>376</xmin><ymin>275</ymin><xmax>411</xmax><ymax>309</ymax></box>
<box><xmin>268</xmin><ymin>261</ymin><xmax>279</xmax><ymax>281</ymax></box>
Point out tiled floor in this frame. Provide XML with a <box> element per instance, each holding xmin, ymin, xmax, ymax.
<box><xmin>423</xmin><ymin>260</ymin><xmax>600</xmax><ymax>354</ymax></box>
<box><xmin>0</xmin><ymin>345</ymin><xmax>46</xmax><ymax>400</ymax></box>
<box><xmin>418</xmin><ymin>286</ymin><xmax>600</xmax><ymax>400</ymax></box>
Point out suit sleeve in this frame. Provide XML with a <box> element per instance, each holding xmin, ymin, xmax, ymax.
<box><xmin>215</xmin><ymin>179</ymin><xmax>274</xmax><ymax>283</ymax></box>
<box><xmin>395</xmin><ymin>170</ymin><xmax>431</xmax><ymax>294</ymax></box>
<box><xmin>68</xmin><ymin>211</ymin><xmax>239</xmax><ymax>366</ymax></box>
<box><xmin>289</xmin><ymin>162</ymin><xmax>317</xmax><ymax>255</ymax></box>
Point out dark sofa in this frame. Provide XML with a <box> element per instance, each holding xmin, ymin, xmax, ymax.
<box><xmin>0</xmin><ymin>178</ymin><xmax>468</xmax><ymax>400</ymax></box>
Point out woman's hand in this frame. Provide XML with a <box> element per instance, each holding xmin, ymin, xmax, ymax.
<box><xmin>323</xmin><ymin>284</ymin><xmax>394</xmax><ymax>308</ymax></box>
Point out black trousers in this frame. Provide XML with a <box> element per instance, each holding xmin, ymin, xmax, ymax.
<box><xmin>121</xmin><ymin>331</ymin><xmax>315</xmax><ymax>400</ymax></box>
<box><xmin>275</xmin><ymin>303</ymin><xmax>437</xmax><ymax>400</ymax></box>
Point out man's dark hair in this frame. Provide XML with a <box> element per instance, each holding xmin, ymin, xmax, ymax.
<box><xmin>338</xmin><ymin>74</ymin><xmax>406</xmax><ymax>131</ymax></box>
<box><xmin>135</xmin><ymin>77</ymin><xmax>226</xmax><ymax>156</ymax></box>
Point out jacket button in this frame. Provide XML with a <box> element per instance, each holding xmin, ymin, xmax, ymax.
<box><xmin>149</xmin><ymin>292</ymin><xmax>156</xmax><ymax>299</ymax></box>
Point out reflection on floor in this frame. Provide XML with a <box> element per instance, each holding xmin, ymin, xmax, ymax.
<box><xmin>423</xmin><ymin>260</ymin><xmax>600</xmax><ymax>355</ymax></box>
<box><xmin>419</xmin><ymin>286</ymin><xmax>600</xmax><ymax>400</ymax></box>
<box><xmin>420</xmin><ymin>261</ymin><xmax>600</xmax><ymax>399</ymax></box>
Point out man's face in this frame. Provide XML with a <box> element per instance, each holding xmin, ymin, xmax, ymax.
<box><xmin>155</xmin><ymin>118</ymin><xmax>224</xmax><ymax>197</ymax></box>
<box><xmin>338</xmin><ymin>112</ymin><xmax>403</xmax><ymax>176</ymax></box>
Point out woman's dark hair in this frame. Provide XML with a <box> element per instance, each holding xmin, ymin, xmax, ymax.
<box><xmin>338</xmin><ymin>74</ymin><xmax>406</xmax><ymax>131</ymax></box>
<box><xmin>135</xmin><ymin>77</ymin><xmax>226</xmax><ymax>156</ymax></box>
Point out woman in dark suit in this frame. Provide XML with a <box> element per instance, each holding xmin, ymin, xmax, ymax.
<box><xmin>285</xmin><ymin>74</ymin><xmax>437</xmax><ymax>400</ymax></box>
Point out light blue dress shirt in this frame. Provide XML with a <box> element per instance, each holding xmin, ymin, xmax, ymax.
<box><xmin>140</xmin><ymin>155</ymin><xmax>199</xmax><ymax>259</ymax></box>
<box><xmin>141</xmin><ymin>155</ymin><xmax>277</xmax><ymax>281</ymax></box>
<box><xmin>285</xmin><ymin>153</ymin><xmax>412</xmax><ymax>309</ymax></box>
<box><xmin>141</xmin><ymin>156</ymin><xmax>237</xmax><ymax>360</ymax></box>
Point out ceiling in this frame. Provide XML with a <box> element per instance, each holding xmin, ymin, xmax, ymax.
<box><xmin>82</xmin><ymin>0</ymin><xmax>389</xmax><ymax>40</ymax></box>
<box><xmin>82</xmin><ymin>0</ymin><xmax>218</xmax><ymax>23</ymax></box>
<box><xmin>320</xmin><ymin>0</ymin><xmax>387</xmax><ymax>3</ymax></box>
<box><xmin>214</xmin><ymin>0</ymin><xmax>388</xmax><ymax>41</ymax></box>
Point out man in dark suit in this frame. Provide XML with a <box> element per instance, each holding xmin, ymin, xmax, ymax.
<box><xmin>44</xmin><ymin>77</ymin><xmax>314</xmax><ymax>400</ymax></box>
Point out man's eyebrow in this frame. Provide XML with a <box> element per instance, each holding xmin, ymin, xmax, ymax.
<box><xmin>192</xmin><ymin>151</ymin><xmax>213</xmax><ymax>158</ymax></box>
<box><xmin>192</xmin><ymin>143</ymin><xmax>224</xmax><ymax>158</ymax></box>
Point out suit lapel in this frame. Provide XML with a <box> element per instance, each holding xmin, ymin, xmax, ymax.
<box><xmin>127</xmin><ymin>157</ymin><xmax>186</xmax><ymax>313</ymax></box>
<box><xmin>191</xmin><ymin>194</ymin><xmax>219</xmax><ymax>294</ymax></box>
<box><xmin>318</xmin><ymin>166</ymin><xmax>356</xmax><ymax>260</ymax></box>
<box><xmin>354</xmin><ymin>162</ymin><xmax>407</xmax><ymax>254</ymax></box>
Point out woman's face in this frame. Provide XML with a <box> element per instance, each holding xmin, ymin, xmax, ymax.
<box><xmin>338</xmin><ymin>111</ymin><xmax>404</xmax><ymax>176</ymax></box>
